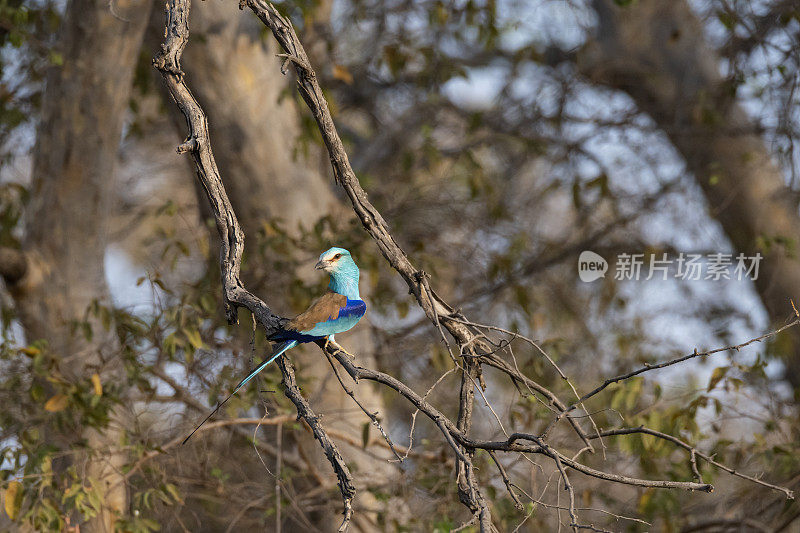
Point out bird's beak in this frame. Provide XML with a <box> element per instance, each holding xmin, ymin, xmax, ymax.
<box><xmin>315</xmin><ymin>260</ymin><xmax>329</xmax><ymax>270</ymax></box>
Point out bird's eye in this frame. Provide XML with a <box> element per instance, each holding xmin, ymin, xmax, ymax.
<box><xmin>333</xmin><ymin>253</ymin><xmax>342</xmax><ymax>260</ymax></box>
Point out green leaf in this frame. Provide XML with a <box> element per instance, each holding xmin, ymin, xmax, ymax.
<box><xmin>185</xmin><ymin>328</ymin><xmax>203</xmax><ymax>350</ymax></box>
<box><xmin>707</xmin><ymin>366</ymin><xmax>729</xmax><ymax>392</ymax></box>
<box><xmin>164</xmin><ymin>483</ymin><xmax>182</xmax><ymax>504</ymax></box>
<box><xmin>361</xmin><ymin>422</ymin><xmax>370</xmax><ymax>449</ymax></box>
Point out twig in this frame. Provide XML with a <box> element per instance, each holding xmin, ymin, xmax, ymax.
<box><xmin>488</xmin><ymin>451</ymin><xmax>524</xmax><ymax>510</ymax></box>
<box><xmin>577</xmin><ymin>318</ymin><xmax>800</xmax><ymax>406</ymax></box>
<box><xmin>398</xmin><ymin>367</ymin><xmax>456</xmax><ymax>461</ymax></box>
<box><xmin>450</xmin><ymin>317</ymin><xmax>604</xmax><ymax>453</ymax></box>
<box><xmin>123</xmin><ymin>415</ymin><xmax>292</xmax><ymax>483</ymax></box>
<box><xmin>546</xmin><ymin>318</ymin><xmax>800</xmax><ymax>431</ymax></box>
<box><xmin>596</xmin><ymin>426</ymin><xmax>794</xmax><ymax>499</ymax></box>
<box><xmin>321</xmin><ymin>347</ymin><xmax>403</xmax><ymax>461</ymax></box>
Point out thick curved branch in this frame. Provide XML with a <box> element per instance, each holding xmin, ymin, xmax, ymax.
<box><xmin>153</xmin><ymin>0</ymin><xmax>285</xmax><ymax>333</ymax></box>
<box><xmin>153</xmin><ymin>1</ymin><xmax>353</xmax><ymax>528</ymax></box>
<box><xmin>240</xmin><ymin>0</ymin><xmax>476</xmax><ymax>348</ymax></box>
<box><xmin>238</xmin><ymin>3</ymin><xmax>499</xmax><ymax>526</ymax></box>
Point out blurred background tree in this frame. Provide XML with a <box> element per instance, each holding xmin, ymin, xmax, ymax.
<box><xmin>0</xmin><ymin>0</ymin><xmax>798</xmax><ymax>531</ymax></box>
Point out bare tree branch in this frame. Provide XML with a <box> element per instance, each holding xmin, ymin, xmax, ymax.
<box><xmin>575</xmin><ymin>317</ymin><xmax>800</xmax><ymax>406</ymax></box>
<box><xmin>275</xmin><ymin>355</ymin><xmax>355</xmax><ymax>532</ymax></box>
<box><xmin>153</xmin><ymin>2</ymin><xmax>353</xmax><ymax>528</ymax></box>
<box><xmin>153</xmin><ymin>0</ymin><xmax>285</xmax><ymax>333</ymax></box>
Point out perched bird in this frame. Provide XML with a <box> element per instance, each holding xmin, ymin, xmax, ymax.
<box><xmin>183</xmin><ymin>246</ymin><xmax>366</xmax><ymax>444</ymax></box>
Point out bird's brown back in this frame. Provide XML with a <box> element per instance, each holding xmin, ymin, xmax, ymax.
<box><xmin>287</xmin><ymin>291</ymin><xmax>348</xmax><ymax>332</ymax></box>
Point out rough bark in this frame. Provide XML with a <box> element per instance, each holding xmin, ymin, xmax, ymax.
<box><xmin>578</xmin><ymin>0</ymin><xmax>800</xmax><ymax>388</ymax></box>
<box><xmin>16</xmin><ymin>0</ymin><xmax>153</xmax><ymax>529</ymax></box>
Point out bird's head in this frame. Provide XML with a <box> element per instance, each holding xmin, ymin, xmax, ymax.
<box><xmin>315</xmin><ymin>247</ymin><xmax>358</xmax><ymax>276</ymax></box>
<box><xmin>316</xmin><ymin>247</ymin><xmax>361</xmax><ymax>299</ymax></box>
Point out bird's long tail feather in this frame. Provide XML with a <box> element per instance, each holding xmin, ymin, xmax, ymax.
<box><xmin>182</xmin><ymin>340</ymin><xmax>297</xmax><ymax>445</ymax></box>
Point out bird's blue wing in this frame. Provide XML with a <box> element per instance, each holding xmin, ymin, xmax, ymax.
<box><xmin>273</xmin><ymin>294</ymin><xmax>366</xmax><ymax>343</ymax></box>
<box><xmin>301</xmin><ymin>298</ymin><xmax>366</xmax><ymax>337</ymax></box>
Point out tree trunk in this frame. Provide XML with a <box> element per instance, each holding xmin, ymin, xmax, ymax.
<box><xmin>578</xmin><ymin>0</ymin><xmax>800</xmax><ymax>389</ymax></box>
<box><xmin>182</xmin><ymin>2</ymin><xmax>339</xmax><ymax>240</ymax></box>
<box><xmin>16</xmin><ymin>0</ymin><xmax>153</xmax><ymax>529</ymax></box>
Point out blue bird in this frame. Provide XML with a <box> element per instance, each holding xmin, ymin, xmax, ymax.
<box><xmin>183</xmin><ymin>247</ymin><xmax>366</xmax><ymax>444</ymax></box>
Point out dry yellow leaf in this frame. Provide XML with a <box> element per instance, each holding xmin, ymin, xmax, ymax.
<box><xmin>185</xmin><ymin>329</ymin><xmax>203</xmax><ymax>350</ymax></box>
<box><xmin>333</xmin><ymin>64</ymin><xmax>353</xmax><ymax>85</ymax></box>
<box><xmin>44</xmin><ymin>394</ymin><xmax>68</xmax><ymax>412</ymax></box>
<box><xmin>4</xmin><ymin>480</ymin><xmax>21</xmax><ymax>520</ymax></box>
<box><xmin>91</xmin><ymin>373</ymin><xmax>102</xmax><ymax>396</ymax></box>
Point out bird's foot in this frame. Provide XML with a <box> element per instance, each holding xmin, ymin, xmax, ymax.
<box><xmin>329</xmin><ymin>338</ymin><xmax>356</xmax><ymax>360</ymax></box>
